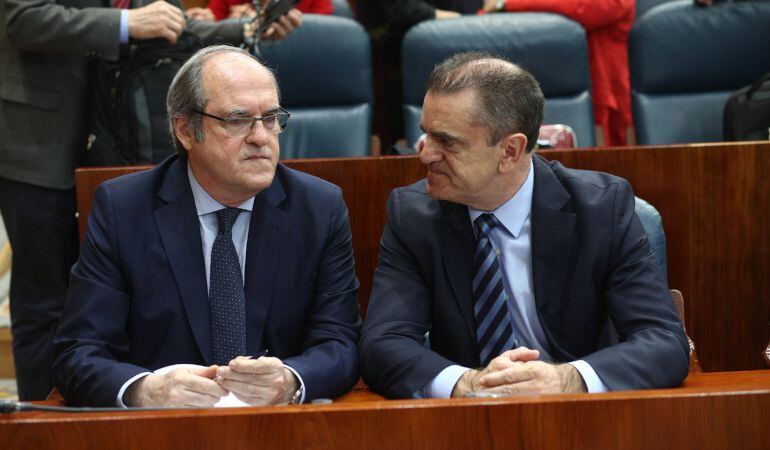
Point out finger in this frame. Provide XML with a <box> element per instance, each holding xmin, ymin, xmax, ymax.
<box><xmin>478</xmin><ymin>379</ymin><xmax>542</xmax><ymax>396</ymax></box>
<box><xmin>266</xmin><ymin>21</ymin><xmax>288</xmax><ymax>40</ymax></box>
<box><xmin>217</xmin><ymin>367</ymin><xmax>279</xmax><ymax>383</ymax></box>
<box><xmin>286</xmin><ymin>9</ymin><xmax>302</xmax><ymax>27</ymax></box>
<box><xmin>277</xmin><ymin>15</ymin><xmax>294</xmax><ymax>34</ymax></box>
<box><xmin>261</xmin><ymin>25</ymin><xmax>276</xmax><ymax>39</ymax></box>
<box><xmin>478</xmin><ymin>365</ymin><xmax>534</xmax><ymax>388</ymax></box>
<box><xmin>181</xmin><ymin>373</ymin><xmax>230</xmax><ymax>397</ymax></box>
<box><xmin>177</xmin><ymin>388</ymin><xmax>225</xmax><ymax>407</ymax></box>
<box><xmin>218</xmin><ymin>374</ymin><xmax>284</xmax><ymax>397</ymax></box>
<box><xmin>228</xmin><ymin>356</ymin><xmax>283</xmax><ymax>374</ymax></box>
<box><xmin>187</xmin><ymin>364</ymin><xmax>218</xmax><ymax>379</ymax></box>
<box><xmin>501</xmin><ymin>347</ymin><xmax>540</xmax><ymax>362</ymax></box>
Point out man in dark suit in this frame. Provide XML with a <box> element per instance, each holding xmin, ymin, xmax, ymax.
<box><xmin>360</xmin><ymin>52</ymin><xmax>689</xmax><ymax>399</ymax></box>
<box><xmin>0</xmin><ymin>0</ymin><xmax>300</xmax><ymax>400</ymax></box>
<box><xmin>52</xmin><ymin>46</ymin><xmax>360</xmax><ymax>407</ymax></box>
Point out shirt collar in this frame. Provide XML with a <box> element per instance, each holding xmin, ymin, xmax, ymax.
<box><xmin>187</xmin><ymin>164</ymin><xmax>254</xmax><ymax>215</ymax></box>
<box><xmin>468</xmin><ymin>158</ymin><xmax>534</xmax><ymax>238</ymax></box>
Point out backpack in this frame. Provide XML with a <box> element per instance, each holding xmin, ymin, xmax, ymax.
<box><xmin>83</xmin><ymin>32</ymin><xmax>201</xmax><ymax>166</ymax></box>
<box><xmin>723</xmin><ymin>71</ymin><xmax>770</xmax><ymax>141</ymax></box>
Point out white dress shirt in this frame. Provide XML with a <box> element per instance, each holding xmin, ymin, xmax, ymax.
<box><xmin>422</xmin><ymin>159</ymin><xmax>609</xmax><ymax>398</ymax></box>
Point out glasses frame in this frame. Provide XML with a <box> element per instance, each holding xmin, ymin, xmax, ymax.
<box><xmin>192</xmin><ymin>107</ymin><xmax>291</xmax><ymax>136</ymax></box>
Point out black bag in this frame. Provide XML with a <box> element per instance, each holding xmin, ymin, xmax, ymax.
<box><xmin>84</xmin><ymin>32</ymin><xmax>201</xmax><ymax>166</ymax></box>
<box><xmin>723</xmin><ymin>71</ymin><xmax>770</xmax><ymax>141</ymax></box>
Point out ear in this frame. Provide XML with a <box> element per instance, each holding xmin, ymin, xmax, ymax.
<box><xmin>498</xmin><ymin>133</ymin><xmax>528</xmax><ymax>173</ymax></box>
<box><xmin>173</xmin><ymin>116</ymin><xmax>195</xmax><ymax>153</ymax></box>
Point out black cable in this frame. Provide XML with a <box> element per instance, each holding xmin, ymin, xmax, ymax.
<box><xmin>0</xmin><ymin>400</ymin><xmax>182</xmax><ymax>414</ymax></box>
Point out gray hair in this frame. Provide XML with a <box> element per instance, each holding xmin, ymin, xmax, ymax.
<box><xmin>426</xmin><ymin>51</ymin><xmax>544</xmax><ymax>152</ymax></box>
<box><xmin>166</xmin><ymin>45</ymin><xmax>280</xmax><ymax>156</ymax></box>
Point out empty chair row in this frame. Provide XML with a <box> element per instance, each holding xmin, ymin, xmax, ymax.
<box><xmin>257</xmin><ymin>3</ymin><xmax>770</xmax><ymax>158</ymax></box>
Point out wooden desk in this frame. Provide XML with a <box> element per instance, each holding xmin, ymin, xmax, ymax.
<box><xmin>2</xmin><ymin>371</ymin><xmax>769</xmax><ymax>449</ymax></box>
<box><xmin>73</xmin><ymin>142</ymin><xmax>770</xmax><ymax>372</ymax></box>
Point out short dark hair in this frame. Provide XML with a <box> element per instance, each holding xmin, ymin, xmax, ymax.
<box><xmin>166</xmin><ymin>45</ymin><xmax>279</xmax><ymax>156</ymax></box>
<box><xmin>426</xmin><ymin>51</ymin><xmax>544</xmax><ymax>151</ymax></box>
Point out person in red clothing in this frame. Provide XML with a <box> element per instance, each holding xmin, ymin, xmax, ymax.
<box><xmin>188</xmin><ymin>0</ymin><xmax>332</xmax><ymax>22</ymax></box>
<box><xmin>482</xmin><ymin>0</ymin><xmax>635</xmax><ymax>146</ymax></box>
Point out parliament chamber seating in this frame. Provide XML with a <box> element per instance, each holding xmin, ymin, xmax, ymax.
<box><xmin>400</xmin><ymin>14</ymin><xmax>596</xmax><ymax>148</ymax></box>
<box><xmin>331</xmin><ymin>0</ymin><xmax>353</xmax><ymax>19</ymax></box>
<box><xmin>629</xmin><ymin>0</ymin><xmax>770</xmax><ymax>145</ymax></box>
<box><xmin>258</xmin><ymin>15</ymin><xmax>373</xmax><ymax>158</ymax></box>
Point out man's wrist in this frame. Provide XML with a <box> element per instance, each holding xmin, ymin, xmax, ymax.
<box><xmin>559</xmin><ymin>364</ymin><xmax>588</xmax><ymax>393</ymax></box>
<box><xmin>450</xmin><ymin>369</ymin><xmax>479</xmax><ymax>397</ymax></box>
<box><xmin>281</xmin><ymin>367</ymin><xmax>301</xmax><ymax>404</ymax></box>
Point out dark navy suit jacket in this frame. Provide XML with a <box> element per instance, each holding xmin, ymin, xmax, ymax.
<box><xmin>360</xmin><ymin>155</ymin><xmax>689</xmax><ymax>398</ymax></box>
<box><xmin>53</xmin><ymin>156</ymin><xmax>361</xmax><ymax>406</ymax></box>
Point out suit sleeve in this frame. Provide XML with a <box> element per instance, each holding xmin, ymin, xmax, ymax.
<box><xmin>582</xmin><ymin>181</ymin><xmax>690</xmax><ymax>390</ymax></box>
<box><xmin>52</xmin><ymin>184</ymin><xmax>149</xmax><ymax>406</ymax></box>
<box><xmin>4</xmin><ymin>0</ymin><xmax>122</xmax><ymax>59</ymax></box>
<box><xmin>502</xmin><ymin>0</ymin><xmax>633</xmax><ymax>31</ymax></box>
<box><xmin>360</xmin><ymin>190</ymin><xmax>459</xmax><ymax>398</ymax></box>
<box><xmin>378</xmin><ymin>0</ymin><xmax>437</xmax><ymax>30</ymax></box>
<box><xmin>281</xmin><ymin>188</ymin><xmax>362</xmax><ymax>401</ymax></box>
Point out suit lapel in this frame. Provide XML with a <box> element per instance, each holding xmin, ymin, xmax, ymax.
<box><xmin>243</xmin><ymin>170</ymin><xmax>289</xmax><ymax>356</ymax></box>
<box><xmin>530</xmin><ymin>155</ymin><xmax>578</xmax><ymax>358</ymax></box>
<box><xmin>435</xmin><ymin>201</ymin><xmax>478</xmax><ymax>351</ymax></box>
<box><xmin>154</xmin><ymin>158</ymin><xmax>212</xmax><ymax>364</ymax></box>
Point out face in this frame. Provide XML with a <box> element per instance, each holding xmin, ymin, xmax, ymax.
<box><xmin>419</xmin><ymin>89</ymin><xmax>507</xmax><ymax>208</ymax></box>
<box><xmin>177</xmin><ymin>52</ymin><xmax>281</xmax><ymax>207</ymax></box>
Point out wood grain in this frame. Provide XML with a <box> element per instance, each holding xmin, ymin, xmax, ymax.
<box><xmin>2</xmin><ymin>371</ymin><xmax>770</xmax><ymax>450</ymax></box>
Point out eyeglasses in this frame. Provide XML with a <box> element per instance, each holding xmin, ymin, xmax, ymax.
<box><xmin>193</xmin><ymin>107</ymin><xmax>290</xmax><ymax>137</ymax></box>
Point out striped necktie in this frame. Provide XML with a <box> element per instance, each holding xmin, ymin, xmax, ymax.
<box><xmin>472</xmin><ymin>213</ymin><xmax>516</xmax><ymax>366</ymax></box>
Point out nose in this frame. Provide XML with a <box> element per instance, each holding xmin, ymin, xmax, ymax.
<box><xmin>419</xmin><ymin>134</ymin><xmax>442</xmax><ymax>165</ymax></box>
<box><xmin>244</xmin><ymin>119</ymin><xmax>271</xmax><ymax>146</ymax></box>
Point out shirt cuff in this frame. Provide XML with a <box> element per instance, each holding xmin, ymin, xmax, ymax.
<box><xmin>119</xmin><ymin>10</ymin><xmax>130</xmax><ymax>44</ymax></box>
<box><xmin>284</xmin><ymin>365</ymin><xmax>306</xmax><ymax>404</ymax></box>
<box><xmin>569</xmin><ymin>360</ymin><xmax>609</xmax><ymax>393</ymax></box>
<box><xmin>418</xmin><ymin>365</ymin><xmax>471</xmax><ymax>399</ymax></box>
<box><xmin>116</xmin><ymin>371</ymin><xmax>152</xmax><ymax>407</ymax></box>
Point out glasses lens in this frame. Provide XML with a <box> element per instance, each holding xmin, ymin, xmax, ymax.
<box><xmin>224</xmin><ymin>118</ymin><xmax>253</xmax><ymax>136</ymax></box>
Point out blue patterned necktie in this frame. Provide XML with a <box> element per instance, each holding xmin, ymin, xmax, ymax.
<box><xmin>473</xmin><ymin>213</ymin><xmax>516</xmax><ymax>366</ymax></box>
<box><xmin>209</xmin><ymin>207</ymin><xmax>247</xmax><ymax>365</ymax></box>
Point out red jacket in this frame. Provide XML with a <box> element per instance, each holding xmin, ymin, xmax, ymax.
<box><xmin>502</xmin><ymin>0</ymin><xmax>635</xmax><ymax>146</ymax></box>
<box><xmin>208</xmin><ymin>0</ymin><xmax>333</xmax><ymax>21</ymax></box>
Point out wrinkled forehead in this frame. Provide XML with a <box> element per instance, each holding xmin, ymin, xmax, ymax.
<box><xmin>202</xmin><ymin>52</ymin><xmax>280</xmax><ymax>102</ymax></box>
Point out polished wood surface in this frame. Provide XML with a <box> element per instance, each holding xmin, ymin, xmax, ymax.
<box><xmin>74</xmin><ymin>142</ymin><xmax>770</xmax><ymax>371</ymax></box>
<box><xmin>2</xmin><ymin>371</ymin><xmax>770</xmax><ymax>450</ymax></box>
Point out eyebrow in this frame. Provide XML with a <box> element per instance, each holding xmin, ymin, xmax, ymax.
<box><xmin>420</xmin><ymin>125</ymin><xmax>462</xmax><ymax>144</ymax></box>
<box><xmin>225</xmin><ymin>106</ymin><xmax>282</xmax><ymax>117</ymax></box>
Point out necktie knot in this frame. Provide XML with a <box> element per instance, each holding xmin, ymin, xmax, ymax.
<box><xmin>474</xmin><ymin>213</ymin><xmax>501</xmax><ymax>238</ymax></box>
<box><xmin>217</xmin><ymin>208</ymin><xmax>241</xmax><ymax>236</ymax></box>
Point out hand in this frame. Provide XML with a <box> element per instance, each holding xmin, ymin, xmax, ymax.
<box><xmin>215</xmin><ymin>356</ymin><xmax>299</xmax><ymax>405</ymax></box>
<box><xmin>482</xmin><ymin>0</ymin><xmax>505</xmax><ymax>13</ymax></box>
<box><xmin>186</xmin><ymin>7</ymin><xmax>216</xmax><ymax>21</ymax></box>
<box><xmin>229</xmin><ymin>3</ymin><xmax>256</xmax><ymax>19</ymax></box>
<box><xmin>478</xmin><ymin>361</ymin><xmax>588</xmax><ymax>395</ymax></box>
<box><xmin>124</xmin><ymin>365</ymin><xmax>229</xmax><ymax>407</ymax></box>
<box><xmin>127</xmin><ymin>1</ymin><xmax>186</xmax><ymax>44</ymax></box>
<box><xmin>451</xmin><ymin>347</ymin><xmax>540</xmax><ymax>397</ymax></box>
<box><xmin>435</xmin><ymin>9</ymin><xmax>461</xmax><ymax>20</ymax></box>
<box><xmin>260</xmin><ymin>8</ymin><xmax>302</xmax><ymax>41</ymax></box>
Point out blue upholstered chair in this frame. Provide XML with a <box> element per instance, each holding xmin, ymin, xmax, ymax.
<box><xmin>401</xmin><ymin>14</ymin><xmax>595</xmax><ymax>148</ymax></box>
<box><xmin>629</xmin><ymin>0</ymin><xmax>770</xmax><ymax>145</ymax></box>
<box><xmin>634</xmin><ymin>196</ymin><xmax>667</xmax><ymax>282</ymax></box>
<box><xmin>258</xmin><ymin>15</ymin><xmax>372</xmax><ymax>158</ymax></box>
<box><xmin>331</xmin><ymin>0</ymin><xmax>353</xmax><ymax>19</ymax></box>
<box><xmin>635</xmin><ymin>0</ymin><xmax>675</xmax><ymax>19</ymax></box>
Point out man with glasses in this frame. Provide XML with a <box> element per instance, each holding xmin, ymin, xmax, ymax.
<box><xmin>52</xmin><ymin>46</ymin><xmax>361</xmax><ymax>407</ymax></box>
